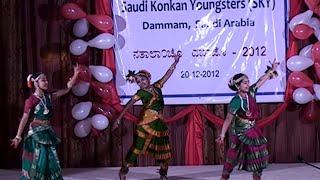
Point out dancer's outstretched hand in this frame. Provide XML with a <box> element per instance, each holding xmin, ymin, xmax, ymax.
<box><xmin>269</xmin><ymin>59</ymin><xmax>280</xmax><ymax>71</ymax></box>
<box><xmin>215</xmin><ymin>136</ymin><xmax>224</xmax><ymax>145</ymax></box>
<box><xmin>111</xmin><ymin>118</ymin><xmax>120</xmax><ymax>132</ymax></box>
<box><xmin>10</xmin><ymin>138</ymin><xmax>20</xmax><ymax>149</ymax></box>
<box><xmin>73</xmin><ymin>63</ymin><xmax>81</xmax><ymax>75</ymax></box>
<box><xmin>171</xmin><ymin>49</ymin><xmax>181</xmax><ymax>63</ymax></box>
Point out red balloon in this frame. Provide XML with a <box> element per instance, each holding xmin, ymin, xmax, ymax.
<box><xmin>87</xmin><ymin>15</ymin><xmax>113</xmax><ymax>32</ymax></box>
<box><xmin>288</xmin><ymin>71</ymin><xmax>314</xmax><ymax>88</ymax></box>
<box><xmin>91</xmin><ymin>81</ymin><xmax>113</xmax><ymax>99</ymax></box>
<box><xmin>284</xmin><ymin>83</ymin><xmax>295</xmax><ymax>102</ymax></box>
<box><xmin>286</xmin><ymin>102</ymin><xmax>301</xmax><ymax>111</ymax></box>
<box><xmin>314</xmin><ymin>62</ymin><xmax>320</xmax><ymax>80</ymax></box>
<box><xmin>287</xmin><ymin>41</ymin><xmax>299</xmax><ymax>58</ymax></box>
<box><xmin>71</xmin><ymin>49</ymin><xmax>90</xmax><ymax>65</ymax></box>
<box><xmin>306</xmin><ymin>86</ymin><xmax>315</xmax><ymax>95</ymax></box>
<box><xmin>71</xmin><ymin>0</ymin><xmax>87</xmax><ymax>8</ymax></box>
<box><xmin>292</xmin><ymin>24</ymin><xmax>314</xmax><ymax>40</ymax></box>
<box><xmin>78</xmin><ymin>65</ymin><xmax>92</xmax><ymax>82</ymax></box>
<box><xmin>299</xmin><ymin>101</ymin><xmax>320</xmax><ymax>123</ymax></box>
<box><xmin>314</xmin><ymin>5</ymin><xmax>320</xmax><ymax>16</ymax></box>
<box><xmin>92</xmin><ymin>102</ymin><xmax>118</xmax><ymax>121</ymax></box>
<box><xmin>60</xmin><ymin>3</ymin><xmax>86</xmax><ymax>20</ymax></box>
<box><xmin>305</xmin><ymin>0</ymin><xmax>320</xmax><ymax>10</ymax></box>
<box><xmin>90</xmin><ymin>127</ymin><xmax>99</xmax><ymax>137</ymax></box>
<box><xmin>312</xmin><ymin>42</ymin><xmax>320</xmax><ymax>63</ymax></box>
<box><xmin>65</xmin><ymin>66</ymin><xmax>91</xmax><ymax>85</ymax></box>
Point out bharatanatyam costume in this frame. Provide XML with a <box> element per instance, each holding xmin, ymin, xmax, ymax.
<box><xmin>120</xmin><ymin>70</ymin><xmax>171</xmax><ymax>178</ymax></box>
<box><xmin>21</xmin><ymin>93</ymin><xmax>63</xmax><ymax>180</ymax></box>
<box><xmin>221</xmin><ymin>77</ymin><xmax>269</xmax><ymax>179</ymax></box>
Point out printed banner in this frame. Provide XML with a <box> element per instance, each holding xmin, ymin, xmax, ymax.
<box><xmin>113</xmin><ymin>0</ymin><xmax>287</xmax><ymax>105</ymax></box>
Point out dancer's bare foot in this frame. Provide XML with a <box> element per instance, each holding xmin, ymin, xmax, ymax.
<box><xmin>253</xmin><ymin>176</ymin><xmax>261</xmax><ymax>180</ymax></box>
<box><xmin>22</xmin><ymin>170</ymin><xmax>30</xmax><ymax>179</ymax></box>
<box><xmin>159</xmin><ymin>168</ymin><xmax>168</xmax><ymax>180</ymax></box>
<box><xmin>118</xmin><ymin>166</ymin><xmax>128</xmax><ymax>180</ymax></box>
<box><xmin>220</xmin><ymin>174</ymin><xmax>229</xmax><ymax>180</ymax></box>
<box><xmin>118</xmin><ymin>172</ymin><xmax>126</xmax><ymax>180</ymax></box>
<box><xmin>160</xmin><ymin>175</ymin><xmax>168</xmax><ymax>180</ymax></box>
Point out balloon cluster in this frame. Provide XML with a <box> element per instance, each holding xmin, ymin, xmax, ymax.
<box><xmin>70</xmin><ymin>65</ymin><xmax>114</xmax><ymax>98</ymax></box>
<box><xmin>71</xmin><ymin>101</ymin><xmax>117</xmax><ymax>138</ymax></box>
<box><xmin>69</xmin><ymin>65</ymin><xmax>116</xmax><ymax>138</ymax></box>
<box><xmin>288</xmin><ymin>0</ymin><xmax>320</xmax><ymax>123</ymax></box>
<box><xmin>61</xmin><ymin>3</ymin><xmax>118</xmax><ymax>137</ymax></box>
<box><xmin>61</xmin><ymin>3</ymin><xmax>115</xmax><ymax>56</ymax></box>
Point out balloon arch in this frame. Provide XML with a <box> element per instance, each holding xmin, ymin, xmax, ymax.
<box><xmin>60</xmin><ymin>0</ymin><xmax>320</xmax><ymax>165</ymax></box>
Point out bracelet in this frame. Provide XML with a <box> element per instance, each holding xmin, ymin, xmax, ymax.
<box><xmin>264</xmin><ymin>66</ymin><xmax>278</xmax><ymax>79</ymax></box>
<box><xmin>117</xmin><ymin>119</ymin><xmax>120</xmax><ymax>125</ymax></box>
<box><xmin>266</xmin><ymin>70</ymin><xmax>273</xmax><ymax>79</ymax></box>
<box><xmin>169</xmin><ymin>65</ymin><xmax>175</xmax><ymax>70</ymax></box>
<box><xmin>267</xmin><ymin>70</ymin><xmax>279</xmax><ymax>79</ymax></box>
<box><xmin>15</xmin><ymin>136</ymin><xmax>22</xmax><ymax>141</ymax></box>
<box><xmin>67</xmin><ymin>80</ymin><xmax>74</xmax><ymax>89</ymax></box>
<box><xmin>219</xmin><ymin>134</ymin><xmax>225</xmax><ymax>138</ymax></box>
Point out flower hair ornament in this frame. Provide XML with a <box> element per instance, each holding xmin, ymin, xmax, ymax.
<box><xmin>27</xmin><ymin>72</ymin><xmax>44</xmax><ymax>88</ymax></box>
<box><xmin>228</xmin><ymin>74</ymin><xmax>247</xmax><ymax>91</ymax></box>
<box><xmin>126</xmin><ymin>70</ymin><xmax>151</xmax><ymax>83</ymax></box>
<box><xmin>126</xmin><ymin>70</ymin><xmax>136</xmax><ymax>83</ymax></box>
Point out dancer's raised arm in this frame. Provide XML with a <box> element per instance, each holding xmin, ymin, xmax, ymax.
<box><xmin>159</xmin><ymin>51</ymin><xmax>180</xmax><ymax>85</ymax></box>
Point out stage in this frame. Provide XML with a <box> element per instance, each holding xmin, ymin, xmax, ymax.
<box><xmin>1</xmin><ymin>163</ymin><xmax>319</xmax><ymax>180</ymax></box>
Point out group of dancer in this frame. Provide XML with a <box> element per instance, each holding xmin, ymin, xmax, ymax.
<box><xmin>11</xmin><ymin>50</ymin><xmax>279</xmax><ymax>180</ymax></box>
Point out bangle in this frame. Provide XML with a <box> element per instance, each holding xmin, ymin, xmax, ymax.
<box><xmin>266</xmin><ymin>70</ymin><xmax>273</xmax><ymax>79</ymax></box>
<box><xmin>67</xmin><ymin>80</ymin><xmax>74</xmax><ymax>89</ymax></box>
<box><xmin>15</xmin><ymin>136</ymin><xmax>22</xmax><ymax>141</ymax></box>
<box><xmin>169</xmin><ymin>65</ymin><xmax>175</xmax><ymax>70</ymax></box>
<box><xmin>219</xmin><ymin>134</ymin><xmax>225</xmax><ymax>138</ymax></box>
<box><xmin>265</xmin><ymin>66</ymin><xmax>278</xmax><ymax>79</ymax></box>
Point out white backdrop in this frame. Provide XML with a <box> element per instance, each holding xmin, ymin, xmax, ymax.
<box><xmin>113</xmin><ymin>0</ymin><xmax>287</xmax><ymax>105</ymax></box>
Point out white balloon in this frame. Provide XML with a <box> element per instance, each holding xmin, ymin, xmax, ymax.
<box><xmin>69</xmin><ymin>39</ymin><xmax>88</xmax><ymax>55</ymax></box>
<box><xmin>280</xmin><ymin>76</ymin><xmax>287</xmax><ymax>89</ymax></box>
<box><xmin>89</xmin><ymin>65</ymin><xmax>113</xmax><ymax>83</ymax></box>
<box><xmin>72</xmin><ymin>101</ymin><xmax>92</xmax><ymax>120</ymax></box>
<box><xmin>299</xmin><ymin>44</ymin><xmax>313</xmax><ymax>58</ymax></box>
<box><xmin>293</xmin><ymin>88</ymin><xmax>314</xmax><ymax>104</ymax></box>
<box><xmin>72</xmin><ymin>81</ymin><xmax>90</xmax><ymax>96</ymax></box>
<box><xmin>313</xmin><ymin>84</ymin><xmax>320</xmax><ymax>100</ymax></box>
<box><xmin>289</xmin><ymin>10</ymin><xmax>313</xmax><ymax>31</ymax></box>
<box><xmin>73</xmin><ymin>18</ymin><xmax>89</xmax><ymax>38</ymax></box>
<box><xmin>74</xmin><ymin>118</ymin><xmax>92</xmax><ymax>138</ymax></box>
<box><xmin>91</xmin><ymin>114</ymin><xmax>109</xmax><ymax>130</ymax></box>
<box><xmin>88</xmin><ymin>33</ymin><xmax>115</xmax><ymax>49</ymax></box>
<box><xmin>314</xmin><ymin>29</ymin><xmax>320</xmax><ymax>41</ymax></box>
<box><xmin>286</xmin><ymin>55</ymin><xmax>314</xmax><ymax>72</ymax></box>
<box><xmin>307</xmin><ymin>17</ymin><xmax>320</xmax><ymax>30</ymax></box>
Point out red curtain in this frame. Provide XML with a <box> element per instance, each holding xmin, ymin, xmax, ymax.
<box><xmin>185</xmin><ymin>109</ymin><xmax>204</xmax><ymax>165</ymax></box>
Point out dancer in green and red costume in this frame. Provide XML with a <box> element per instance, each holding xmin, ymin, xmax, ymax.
<box><xmin>112</xmin><ymin>50</ymin><xmax>181</xmax><ymax>180</ymax></box>
<box><xmin>216</xmin><ymin>60</ymin><xmax>280</xmax><ymax>180</ymax></box>
<box><xmin>10</xmin><ymin>64</ymin><xmax>81</xmax><ymax>180</ymax></box>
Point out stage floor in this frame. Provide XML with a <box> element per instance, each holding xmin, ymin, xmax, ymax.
<box><xmin>1</xmin><ymin>163</ymin><xmax>320</xmax><ymax>180</ymax></box>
